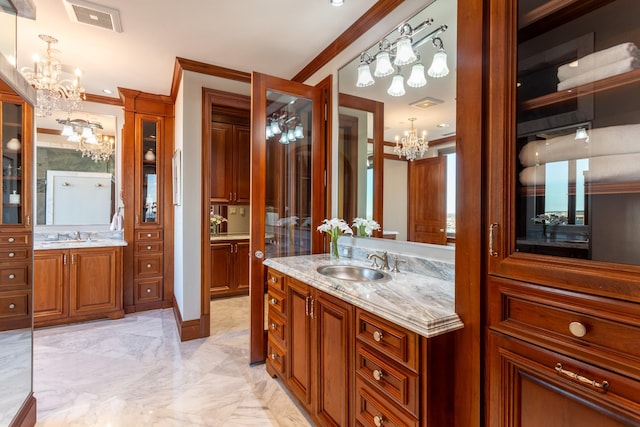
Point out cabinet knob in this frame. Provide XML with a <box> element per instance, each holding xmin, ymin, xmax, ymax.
<box><xmin>569</xmin><ymin>321</ymin><xmax>587</xmax><ymax>338</ymax></box>
<box><xmin>373</xmin><ymin>369</ymin><xmax>383</xmax><ymax>381</ymax></box>
<box><xmin>8</xmin><ymin>252</ymin><xmax>15</xmax><ymax>258</ymax></box>
<box><xmin>8</xmin><ymin>237</ymin><xmax>15</xmax><ymax>243</ymax></box>
<box><xmin>8</xmin><ymin>303</ymin><xmax>15</xmax><ymax>310</ymax></box>
<box><xmin>147</xmin><ymin>245</ymin><xmax>152</xmax><ymax>250</ymax></box>
<box><xmin>146</xmin><ymin>263</ymin><xmax>152</xmax><ymax>269</ymax></box>
<box><xmin>270</xmin><ymin>298</ymin><xmax>278</xmax><ymax>305</ymax></box>
<box><xmin>374</xmin><ymin>415</ymin><xmax>384</xmax><ymax>426</ymax></box>
<box><xmin>373</xmin><ymin>330</ymin><xmax>383</xmax><ymax>342</ymax></box>
<box><xmin>8</xmin><ymin>274</ymin><xmax>15</xmax><ymax>280</ymax></box>
<box><xmin>270</xmin><ymin>353</ymin><xmax>278</xmax><ymax>360</ymax></box>
<box><xmin>271</xmin><ymin>323</ymin><xmax>278</xmax><ymax>330</ymax></box>
<box><xmin>147</xmin><ymin>233</ymin><xmax>152</xmax><ymax>237</ymax></box>
<box><xmin>146</xmin><ymin>288</ymin><xmax>152</xmax><ymax>293</ymax></box>
<box><xmin>271</xmin><ymin>276</ymin><xmax>277</xmax><ymax>283</ymax></box>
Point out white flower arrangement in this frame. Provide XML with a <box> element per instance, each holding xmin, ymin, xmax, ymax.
<box><xmin>352</xmin><ymin>217</ymin><xmax>381</xmax><ymax>237</ymax></box>
<box><xmin>210</xmin><ymin>213</ymin><xmax>227</xmax><ymax>226</ymax></box>
<box><xmin>276</xmin><ymin>216</ymin><xmax>299</xmax><ymax>227</ymax></box>
<box><xmin>317</xmin><ymin>218</ymin><xmax>353</xmax><ymax>238</ymax></box>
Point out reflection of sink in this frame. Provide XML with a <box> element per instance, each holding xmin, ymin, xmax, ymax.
<box><xmin>317</xmin><ymin>265</ymin><xmax>390</xmax><ymax>282</ymax></box>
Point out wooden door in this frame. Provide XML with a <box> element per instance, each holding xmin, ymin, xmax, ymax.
<box><xmin>287</xmin><ymin>278</ymin><xmax>313</xmax><ymax>410</ymax></box>
<box><xmin>249</xmin><ymin>72</ymin><xmax>329</xmax><ymax>363</ymax></box>
<box><xmin>210</xmin><ymin>122</ymin><xmax>233</xmax><ymax>203</ymax></box>
<box><xmin>234</xmin><ymin>125</ymin><xmax>251</xmax><ymax>204</ymax></box>
<box><xmin>408</xmin><ymin>156</ymin><xmax>447</xmax><ymax>245</ymax></box>
<box><xmin>33</xmin><ymin>249</ymin><xmax>67</xmax><ymax>323</ymax></box>
<box><xmin>234</xmin><ymin>240</ymin><xmax>250</xmax><ymax>293</ymax></box>
<box><xmin>69</xmin><ymin>248</ymin><xmax>118</xmax><ymax>316</ymax></box>
<box><xmin>210</xmin><ymin>242</ymin><xmax>232</xmax><ymax>297</ymax></box>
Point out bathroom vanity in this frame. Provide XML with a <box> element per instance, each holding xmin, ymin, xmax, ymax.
<box><xmin>264</xmin><ymin>252</ymin><xmax>462</xmax><ymax>427</ymax></box>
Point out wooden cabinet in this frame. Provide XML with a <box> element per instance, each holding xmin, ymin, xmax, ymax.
<box><xmin>209</xmin><ymin>239</ymin><xmax>249</xmax><ymax>298</ymax></box>
<box><xmin>485</xmin><ymin>0</ymin><xmax>640</xmax><ymax>424</ymax></box>
<box><xmin>120</xmin><ymin>89</ymin><xmax>174</xmax><ymax>312</ymax></box>
<box><xmin>0</xmin><ymin>93</ymin><xmax>32</xmax><ymax>332</ymax></box>
<box><xmin>210</xmin><ymin>122</ymin><xmax>250</xmax><ymax>204</ymax></box>
<box><xmin>33</xmin><ymin>247</ymin><xmax>124</xmax><ymax>327</ymax></box>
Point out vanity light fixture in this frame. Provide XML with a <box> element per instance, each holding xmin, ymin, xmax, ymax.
<box><xmin>56</xmin><ymin>117</ymin><xmax>115</xmax><ymax>162</ymax></box>
<box><xmin>354</xmin><ymin>20</ymin><xmax>448</xmax><ymax>95</ymax></box>
<box><xmin>266</xmin><ymin>109</ymin><xmax>304</xmax><ymax>145</ymax></box>
<box><xmin>575</xmin><ymin>126</ymin><xmax>589</xmax><ymax>142</ymax></box>
<box><xmin>330</xmin><ymin>0</ymin><xmax>344</xmax><ymax>5</ymax></box>
<box><xmin>394</xmin><ymin>118</ymin><xmax>429</xmax><ymax>161</ymax></box>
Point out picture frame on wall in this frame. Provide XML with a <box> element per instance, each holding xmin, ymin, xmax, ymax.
<box><xmin>172</xmin><ymin>149</ymin><xmax>181</xmax><ymax>206</ymax></box>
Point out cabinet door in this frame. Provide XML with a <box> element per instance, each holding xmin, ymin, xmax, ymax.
<box><xmin>135</xmin><ymin>115</ymin><xmax>162</xmax><ymax>226</ymax></box>
<box><xmin>287</xmin><ymin>278</ymin><xmax>313</xmax><ymax>410</ymax></box>
<box><xmin>234</xmin><ymin>240</ymin><xmax>250</xmax><ymax>293</ymax></box>
<box><xmin>210</xmin><ymin>242</ymin><xmax>232</xmax><ymax>296</ymax></box>
<box><xmin>314</xmin><ymin>290</ymin><xmax>353</xmax><ymax>427</ymax></box>
<box><xmin>33</xmin><ymin>250</ymin><xmax>67</xmax><ymax>322</ymax></box>
<box><xmin>234</xmin><ymin>125</ymin><xmax>251</xmax><ymax>204</ymax></box>
<box><xmin>486</xmin><ymin>0</ymin><xmax>640</xmax><ymax>301</ymax></box>
<box><xmin>69</xmin><ymin>248</ymin><xmax>119</xmax><ymax>316</ymax></box>
<box><xmin>210</xmin><ymin>122</ymin><xmax>233</xmax><ymax>203</ymax></box>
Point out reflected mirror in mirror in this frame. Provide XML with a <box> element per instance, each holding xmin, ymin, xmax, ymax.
<box><xmin>36</xmin><ymin>111</ymin><xmax>116</xmax><ymax>225</ymax></box>
<box><xmin>338</xmin><ymin>0</ymin><xmax>457</xmax><ymax>244</ymax></box>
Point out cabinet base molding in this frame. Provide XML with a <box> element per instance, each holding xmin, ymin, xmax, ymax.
<box><xmin>172</xmin><ymin>295</ymin><xmax>208</xmax><ymax>341</ymax></box>
<box><xmin>10</xmin><ymin>394</ymin><xmax>36</xmax><ymax>427</ymax></box>
<box><xmin>34</xmin><ymin>309</ymin><xmax>124</xmax><ymax>328</ymax></box>
<box><xmin>124</xmin><ymin>299</ymin><xmax>172</xmax><ymax>314</ymax></box>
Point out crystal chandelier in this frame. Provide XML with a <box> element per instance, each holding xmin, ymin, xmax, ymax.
<box><xmin>56</xmin><ymin>118</ymin><xmax>115</xmax><ymax>162</ymax></box>
<box><xmin>394</xmin><ymin>118</ymin><xmax>429</xmax><ymax>161</ymax></box>
<box><xmin>20</xmin><ymin>35</ymin><xmax>85</xmax><ymax>117</ymax></box>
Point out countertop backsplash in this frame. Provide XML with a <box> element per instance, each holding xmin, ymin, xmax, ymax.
<box><xmin>34</xmin><ymin>229</ymin><xmax>124</xmax><ymax>242</ymax></box>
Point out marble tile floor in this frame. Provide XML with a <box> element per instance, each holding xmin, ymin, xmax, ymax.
<box><xmin>33</xmin><ymin>296</ymin><xmax>313</xmax><ymax>426</ymax></box>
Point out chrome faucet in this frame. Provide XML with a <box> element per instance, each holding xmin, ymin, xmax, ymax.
<box><xmin>73</xmin><ymin>231</ymin><xmax>81</xmax><ymax>240</ymax></box>
<box><xmin>367</xmin><ymin>251</ymin><xmax>390</xmax><ymax>270</ymax></box>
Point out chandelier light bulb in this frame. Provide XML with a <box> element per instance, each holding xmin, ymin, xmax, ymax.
<box><xmin>428</xmin><ymin>49</ymin><xmax>449</xmax><ymax>78</ymax></box>
<box><xmin>356</xmin><ymin>63</ymin><xmax>375</xmax><ymax>87</ymax></box>
<box><xmin>407</xmin><ymin>63</ymin><xmax>427</xmax><ymax>88</ymax></box>
<box><xmin>374</xmin><ymin>51</ymin><xmax>394</xmax><ymax>77</ymax></box>
<box><xmin>394</xmin><ymin>37</ymin><xmax>417</xmax><ymax>66</ymax></box>
<box><xmin>387</xmin><ymin>73</ymin><xmax>406</xmax><ymax>97</ymax></box>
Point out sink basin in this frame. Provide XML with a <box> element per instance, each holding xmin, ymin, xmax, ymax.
<box><xmin>317</xmin><ymin>265</ymin><xmax>390</xmax><ymax>282</ymax></box>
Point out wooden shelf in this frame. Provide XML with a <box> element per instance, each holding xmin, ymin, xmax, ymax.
<box><xmin>521</xmin><ymin>180</ymin><xmax>640</xmax><ymax>196</ymax></box>
<box><xmin>520</xmin><ymin>68</ymin><xmax>640</xmax><ymax>111</ymax></box>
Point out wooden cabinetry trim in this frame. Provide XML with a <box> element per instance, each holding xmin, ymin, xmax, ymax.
<box><xmin>9</xmin><ymin>393</ymin><xmax>36</xmax><ymax>427</ymax></box>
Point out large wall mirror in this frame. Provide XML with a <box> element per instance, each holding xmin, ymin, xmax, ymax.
<box><xmin>34</xmin><ymin>104</ymin><xmax>121</xmax><ymax>228</ymax></box>
<box><xmin>338</xmin><ymin>0</ymin><xmax>457</xmax><ymax>244</ymax></box>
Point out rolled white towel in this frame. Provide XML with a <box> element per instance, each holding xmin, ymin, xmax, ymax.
<box><xmin>557</xmin><ymin>57</ymin><xmax>640</xmax><ymax>91</ymax></box>
<box><xmin>557</xmin><ymin>42</ymin><xmax>640</xmax><ymax>81</ymax></box>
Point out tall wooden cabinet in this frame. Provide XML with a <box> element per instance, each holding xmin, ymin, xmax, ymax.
<box><xmin>210</xmin><ymin>121</ymin><xmax>250</xmax><ymax>204</ymax></box>
<box><xmin>485</xmin><ymin>0</ymin><xmax>640</xmax><ymax>425</ymax></box>
<box><xmin>0</xmin><ymin>93</ymin><xmax>32</xmax><ymax>332</ymax></box>
<box><xmin>120</xmin><ymin>88</ymin><xmax>174</xmax><ymax>312</ymax></box>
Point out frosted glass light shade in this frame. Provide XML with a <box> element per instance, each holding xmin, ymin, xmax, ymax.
<box><xmin>575</xmin><ymin>127</ymin><xmax>589</xmax><ymax>142</ymax></box>
<box><xmin>356</xmin><ymin>63</ymin><xmax>375</xmax><ymax>87</ymax></box>
<box><xmin>266</xmin><ymin>125</ymin><xmax>273</xmax><ymax>139</ymax></box>
<box><xmin>6</xmin><ymin>138</ymin><xmax>21</xmax><ymax>151</ymax></box>
<box><xmin>387</xmin><ymin>74</ymin><xmax>406</xmax><ymax>97</ymax></box>
<box><xmin>407</xmin><ymin>63</ymin><xmax>427</xmax><ymax>88</ymax></box>
<box><xmin>270</xmin><ymin>121</ymin><xmax>282</xmax><ymax>135</ymax></box>
<box><xmin>294</xmin><ymin>124</ymin><xmax>304</xmax><ymax>139</ymax></box>
<box><xmin>81</xmin><ymin>127</ymin><xmax>93</xmax><ymax>139</ymax></box>
<box><xmin>287</xmin><ymin>128</ymin><xmax>296</xmax><ymax>142</ymax></box>
<box><xmin>394</xmin><ymin>37</ymin><xmax>417</xmax><ymax>66</ymax></box>
<box><xmin>374</xmin><ymin>51</ymin><xmax>394</xmax><ymax>77</ymax></box>
<box><xmin>68</xmin><ymin>133</ymin><xmax>80</xmax><ymax>142</ymax></box>
<box><xmin>279</xmin><ymin>133</ymin><xmax>289</xmax><ymax>144</ymax></box>
<box><xmin>61</xmin><ymin>125</ymin><xmax>74</xmax><ymax>136</ymax></box>
<box><xmin>427</xmin><ymin>50</ymin><xmax>449</xmax><ymax>78</ymax></box>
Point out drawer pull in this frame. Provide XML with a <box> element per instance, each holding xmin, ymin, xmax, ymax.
<box><xmin>8</xmin><ymin>303</ymin><xmax>15</xmax><ymax>310</ymax></box>
<box><xmin>270</xmin><ymin>353</ymin><xmax>279</xmax><ymax>360</ymax></box>
<box><xmin>8</xmin><ymin>252</ymin><xmax>15</xmax><ymax>257</ymax></box>
<box><xmin>146</xmin><ymin>288</ymin><xmax>152</xmax><ymax>293</ymax></box>
<box><xmin>147</xmin><ymin>233</ymin><xmax>152</xmax><ymax>237</ymax></box>
<box><xmin>8</xmin><ymin>274</ymin><xmax>15</xmax><ymax>280</ymax></box>
<box><xmin>271</xmin><ymin>276</ymin><xmax>277</xmax><ymax>283</ymax></box>
<box><xmin>270</xmin><ymin>298</ymin><xmax>278</xmax><ymax>305</ymax></box>
<box><xmin>569</xmin><ymin>321</ymin><xmax>587</xmax><ymax>338</ymax></box>
<box><xmin>271</xmin><ymin>323</ymin><xmax>278</xmax><ymax>330</ymax></box>
<box><xmin>8</xmin><ymin>237</ymin><xmax>15</xmax><ymax>243</ymax></box>
<box><xmin>373</xmin><ymin>330</ymin><xmax>383</xmax><ymax>342</ymax></box>
<box><xmin>555</xmin><ymin>363</ymin><xmax>609</xmax><ymax>392</ymax></box>
<box><xmin>146</xmin><ymin>263</ymin><xmax>152</xmax><ymax>268</ymax></box>
<box><xmin>147</xmin><ymin>245</ymin><xmax>152</xmax><ymax>250</ymax></box>
<box><xmin>374</xmin><ymin>415</ymin><xmax>384</xmax><ymax>426</ymax></box>
<box><xmin>373</xmin><ymin>369</ymin><xmax>383</xmax><ymax>381</ymax></box>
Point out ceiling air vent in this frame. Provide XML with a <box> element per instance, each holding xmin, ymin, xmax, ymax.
<box><xmin>410</xmin><ymin>96</ymin><xmax>444</xmax><ymax>110</ymax></box>
<box><xmin>63</xmin><ymin>0</ymin><xmax>123</xmax><ymax>33</ymax></box>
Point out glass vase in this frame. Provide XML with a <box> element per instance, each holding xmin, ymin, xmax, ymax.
<box><xmin>331</xmin><ymin>234</ymin><xmax>340</xmax><ymax>259</ymax></box>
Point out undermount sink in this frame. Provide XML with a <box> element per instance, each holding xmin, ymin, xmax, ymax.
<box><xmin>317</xmin><ymin>265</ymin><xmax>390</xmax><ymax>282</ymax></box>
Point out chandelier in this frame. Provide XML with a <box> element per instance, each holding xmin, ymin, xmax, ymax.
<box><xmin>394</xmin><ymin>118</ymin><xmax>429</xmax><ymax>161</ymax></box>
<box><xmin>56</xmin><ymin>118</ymin><xmax>115</xmax><ymax>162</ymax></box>
<box><xmin>266</xmin><ymin>107</ymin><xmax>305</xmax><ymax>145</ymax></box>
<box><xmin>20</xmin><ymin>35</ymin><xmax>85</xmax><ymax>117</ymax></box>
<box><xmin>355</xmin><ymin>20</ymin><xmax>449</xmax><ymax>96</ymax></box>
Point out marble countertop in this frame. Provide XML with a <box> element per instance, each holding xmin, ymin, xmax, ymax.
<box><xmin>263</xmin><ymin>254</ymin><xmax>463</xmax><ymax>338</ymax></box>
<box><xmin>34</xmin><ymin>239</ymin><xmax>128</xmax><ymax>250</ymax></box>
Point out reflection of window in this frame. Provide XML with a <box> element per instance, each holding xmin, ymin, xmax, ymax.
<box><xmin>544</xmin><ymin>158</ymin><xmax>589</xmax><ymax>225</ymax></box>
<box><xmin>445</xmin><ymin>152</ymin><xmax>456</xmax><ymax>234</ymax></box>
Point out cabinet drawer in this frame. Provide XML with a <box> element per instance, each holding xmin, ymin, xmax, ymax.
<box><xmin>267</xmin><ymin>288</ymin><xmax>286</xmax><ymax>316</ymax></box>
<box><xmin>267</xmin><ymin>309</ymin><xmax>286</xmax><ymax>347</ymax></box>
<box><xmin>267</xmin><ymin>269</ymin><xmax>285</xmax><ymax>292</ymax></box>
<box><xmin>0</xmin><ymin>249</ymin><xmax>30</xmax><ymax>261</ymax></box>
<box><xmin>0</xmin><ymin>291</ymin><xmax>29</xmax><ymax>318</ymax></box>
<box><xmin>355</xmin><ymin>376</ymin><xmax>418</xmax><ymax>427</ymax></box>
<box><xmin>266</xmin><ymin>338</ymin><xmax>286</xmax><ymax>378</ymax></box>
<box><xmin>135</xmin><ymin>278</ymin><xmax>162</xmax><ymax>303</ymax></box>
<box><xmin>135</xmin><ymin>241</ymin><xmax>163</xmax><ymax>253</ymax></box>
<box><xmin>135</xmin><ymin>230</ymin><xmax>163</xmax><ymax>241</ymax></box>
<box><xmin>356</xmin><ymin>308</ymin><xmax>418</xmax><ymax>371</ymax></box>
<box><xmin>356</xmin><ymin>341</ymin><xmax>419</xmax><ymax>417</ymax></box>
<box><xmin>135</xmin><ymin>255</ymin><xmax>163</xmax><ymax>277</ymax></box>
<box><xmin>0</xmin><ymin>233</ymin><xmax>30</xmax><ymax>246</ymax></box>
<box><xmin>0</xmin><ymin>265</ymin><xmax>28</xmax><ymax>288</ymax></box>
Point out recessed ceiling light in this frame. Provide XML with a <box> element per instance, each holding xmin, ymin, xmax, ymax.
<box><xmin>330</xmin><ymin>0</ymin><xmax>344</xmax><ymax>6</ymax></box>
<box><xmin>103</xmin><ymin>88</ymin><xmax>113</xmax><ymax>95</ymax></box>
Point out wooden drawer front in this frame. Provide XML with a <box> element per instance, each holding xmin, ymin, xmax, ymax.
<box><xmin>266</xmin><ymin>338</ymin><xmax>286</xmax><ymax>378</ymax></box>
<box><xmin>356</xmin><ymin>309</ymin><xmax>418</xmax><ymax>371</ymax></box>
<box><xmin>491</xmin><ymin>279</ymin><xmax>640</xmax><ymax>376</ymax></box>
<box><xmin>268</xmin><ymin>309</ymin><xmax>286</xmax><ymax>346</ymax></box>
<box><xmin>135</xmin><ymin>255</ymin><xmax>163</xmax><ymax>277</ymax></box>
<box><xmin>0</xmin><ymin>233</ymin><xmax>30</xmax><ymax>246</ymax></box>
<box><xmin>0</xmin><ymin>291</ymin><xmax>29</xmax><ymax>318</ymax></box>
<box><xmin>356</xmin><ymin>341</ymin><xmax>419</xmax><ymax>417</ymax></box>
<box><xmin>135</xmin><ymin>230</ymin><xmax>163</xmax><ymax>241</ymax></box>
<box><xmin>267</xmin><ymin>288</ymin><xmax>286</xmax><ymax>316</ymax></box>
<box><xmin>0</xmin><ymin>266</ymin><xmax>28</xmax><ymax>288</ymax></box>
<box><xmin>267</xmin><ymin>269</ymin><xmax>285</xmax><ymax>292</ymax></box>
<box><xmin>0</xmin><ymin>249</ymin><xmax>30</xmax><ymax>261</ymax></box>
<box><xmin>355</xmin><ymin>376</ymin><xmax>418</xmax><ymax>427</ymax></box>
<box><xmin>135</xmin><ymin>241</ymin><xmax>163</xmax><ymax>254</ymax></box>
<box><xmin>135</xmin><ymin>279</ymin><xmax>162</xmax><ymax>303</ymax></box>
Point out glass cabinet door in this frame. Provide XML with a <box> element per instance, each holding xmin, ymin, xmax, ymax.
<box><xmin>1</xmin><ymin>100</ymin><xmax>24</xmax><ymax>225</ymax></box>
<box><xmin>487</xmin><ymin>0</ymin><xmax>640</xmax><ymax>300</ymax></box>
<box><xmin>139</xmin><ymin>117</ymin><xmax>160</xmax><ymax>225</ymax></box>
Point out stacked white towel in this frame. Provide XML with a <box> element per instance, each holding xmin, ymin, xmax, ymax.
<box><xmin>556</xmin><ymin>42</ymin><xmax>640</xmax><ymax>91</ymax></box>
